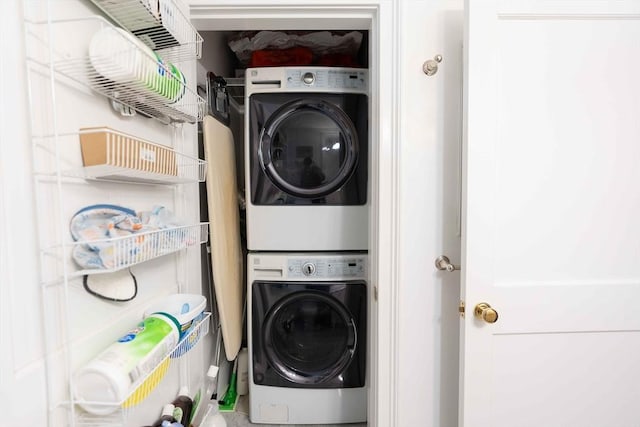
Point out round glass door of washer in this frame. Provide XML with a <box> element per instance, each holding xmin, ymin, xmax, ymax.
<box><xmin>258</xmin><ymin>99</ymin><xmax>359</xmax><ymax>199</ymax></box>
<box><xmin>262</xmin><ymin>291</ymin><xmax>357</xmax><ymax>384</ymax></box>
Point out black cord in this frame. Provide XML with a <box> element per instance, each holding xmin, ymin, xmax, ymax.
<box><xmin>82</xmin><ymin>269</ymin><xmax>138</xmax><ymax>302</ymax></box>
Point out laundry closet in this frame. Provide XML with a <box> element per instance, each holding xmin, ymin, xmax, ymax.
<box><xmin>4</xmin><ymin>0</ymin><xmax>465</xmax><ymax>425</ymax></box>
<box><xmin>189</xmin><ymin>4</ymin><xmax>465</xmax><ymax>424</ymax></box>
<box><xmin>7</xmin><ymin>1</ymin><xmax>637</xmax><ymax>426</ymax></box>
<box><xmin>3</xmin><ymin>0</ymin><xmax>467</xmax><ymax>422</ymax></box>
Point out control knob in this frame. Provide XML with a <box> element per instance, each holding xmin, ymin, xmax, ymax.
<box><xmin>302</xmin><ymin>72</ymin><xmax>315</xmax><ymax>85</ymax></box>
<box><xmin>302</xmin><ymin>262</ymin><xmax>316</xmax><ymax>276</ymax></box>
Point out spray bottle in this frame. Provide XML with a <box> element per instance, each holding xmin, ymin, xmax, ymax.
<box><xmin>200</xmin><ymin>401</ymin><xmax>226</xmax><ymax>427</ymax></box>
<box><xmin>191</xmin><ymin>365</ymin><xmax>226</xmax><ymax>427</ymax></box>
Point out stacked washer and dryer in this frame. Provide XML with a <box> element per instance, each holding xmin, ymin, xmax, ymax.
<box><xmin>244</xmin><ymin>66</ymin><xmax>370</xmax><ymax>424</ymax></box>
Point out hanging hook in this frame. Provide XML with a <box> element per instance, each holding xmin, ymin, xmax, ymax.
<box><xmin>435</xmin><ymin>255</ymin><xmax>459</xmax><ymax>272</ymax></box>
<box><xmin>423</xmin><ymin>54</ymin><xmax>443</xmax><ymax>76</ymax></box>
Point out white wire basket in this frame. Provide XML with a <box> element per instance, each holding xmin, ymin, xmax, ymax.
<box><xmin>26</xmin><ymin>16</ymin><xmax>205</xmax><ymax>124</ymax></box>
<box><xmin>59</xmin><ymin>223</ymin><xmax>209</xmax><ymax>276</ymax></box>
<box><xmin>77</xmin><ymin>127</ymin><xmax>207</xmax><ymax>183</ymax></box>
<box><xmin>74</xmin><ymin>312</ymin><xmax>211</xmax><ymax>425</ymax></box>
<box><xmin>89</xmin><ymin>0</ymin><xmax>203</xmax><ymax>62</ymax></box>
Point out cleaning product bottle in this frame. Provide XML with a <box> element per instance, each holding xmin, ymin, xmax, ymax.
<box><xmin>200</xmin><ymin>399</ymin><xmax>227</xmax><ymax>427</ymax></box>
<box><xmin>200</xmin><ymin>365</ymin><xmax>226</xmax><ymax>427</ymax></box>
<box><xmin>151</xmin><ymin>403</ymin><xmax>177</xmax><ymax>427</ymax></box>
<box><xmin>172</xmin><ymin>386</ymin><xmax>193</xmax><ymax>426</ymax></box>
<box><xmin>190</xmin><ymin>365</ymin><xmax>219</xmax><ymax>426</ymax></box>
<box><xmin>73</xmin><ymin>313</ymin><xmax>180</xmax><ymax>415</ymax></box>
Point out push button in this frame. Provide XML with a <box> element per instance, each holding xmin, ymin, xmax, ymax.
<box><xmin>302</xmin><ymin>72</ymin><xmax>315</xmax><ymax>85</ymax></box>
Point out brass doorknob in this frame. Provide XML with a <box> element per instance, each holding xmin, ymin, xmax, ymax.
<box><xmin>474</xmin><ymin>302</ymin><xmax>499</xmax><ymax>324</ymax></box>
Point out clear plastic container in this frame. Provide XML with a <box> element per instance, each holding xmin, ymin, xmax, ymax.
<box><xmin>200</xmin><ymin>403</ymin><xmax>227</xmax><ymax>427</ymax></box>
<box><xmin>191</xmin><ymin>365</ymin><xmax>222</xmax><ymax>427</ymax></box>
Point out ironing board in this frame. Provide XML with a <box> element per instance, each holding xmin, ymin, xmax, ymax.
<box><xmin>202</xmin><ymin>114</ymin><xmax>243</xmax><ymax>361</ymax></box>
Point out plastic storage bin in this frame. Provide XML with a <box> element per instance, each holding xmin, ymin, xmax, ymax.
<box><xmin>144</xmin><ymin>293</ymin><xmax>206</xmax><ymax>338</ymax></box>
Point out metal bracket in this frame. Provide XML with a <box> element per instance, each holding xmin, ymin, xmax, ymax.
<box><xmin>110</xmin><ymin>98</ymin><xmax>136</xmax><ymax>117</ymax></box>
<box><xmin>435</xmin><ymin>255</ymin><xmax>460</xmax><ymax>272</ymax></box>
<box><xmin>206</xmin><ymin>72</ymin><xmax>230</xmax><ymax>126</ymax></box>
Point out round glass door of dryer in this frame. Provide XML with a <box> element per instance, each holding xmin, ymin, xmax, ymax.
<box><xmin>258</xmin><ymin>99</ymin><xmax>359</xmax><ymax>199</ymax></box>
<box><xmin>262</xmin><ymin>291</ymin><xmax>357</xmax><ymax>384</ymax></box>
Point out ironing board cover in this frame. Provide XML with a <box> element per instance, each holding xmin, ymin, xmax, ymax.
<box><xmin>203</xmin><ymin>114</ymin><xmax>243</xmax><ymax>361</ymax></box>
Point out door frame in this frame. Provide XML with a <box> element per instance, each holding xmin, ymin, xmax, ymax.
<box><xmin>189</xmin><ymin>1</ymin><xmax>401</xmax><ymax>425</ymax></box>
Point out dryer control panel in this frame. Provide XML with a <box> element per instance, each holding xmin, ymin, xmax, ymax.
<box><xmin>287</xmin><ymin>256</ymin><xmax>366</xmax><ymax>278</ymax></box>
<box><xmin>285</xmin><ymin>68</ymin><xmax>367</xmax><ymax>90</ymax></box>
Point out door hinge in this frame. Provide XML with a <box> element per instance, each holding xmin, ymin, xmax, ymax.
<box><xmin>374</xmin><ymin>286</ymin><xmax>378</xmax><ymax>302</ymax></box>
<box><xmin>458</xmin><ymin>300</ymin><xmax>465</xmax><ymax>317</ymax></box>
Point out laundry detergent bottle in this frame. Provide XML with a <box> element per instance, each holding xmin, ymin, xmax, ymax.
<box><xmin>172</xmin><ymin>386</ymin><xmax>193</xmax><ymax>425</ymax></box>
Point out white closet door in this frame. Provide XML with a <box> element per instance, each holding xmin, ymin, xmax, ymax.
<box><xmin>461</xmin><ymin>1</ymin><xmax>640</xmax><ymax>426</ymax></box>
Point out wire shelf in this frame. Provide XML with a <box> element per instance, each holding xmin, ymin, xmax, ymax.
<box><xmin>76</xmin><ymin>127</ymin><xmax>207</xmax><ymax>184</ymax></box>
<box><xmin>48</xmin><ymin>223</ymin><xmax>209</xmax><ymax>277</ymax></box>
<box><xmin>26</xmin><ymin>16</ymin><xmax>205</xmax><ymax>124</ymax></box>
<box><xmin>74</xmin><ymin>312</ymin><xmax>211</xmax><ymax>423</ymax></box>
<box><xmin>89</xmin><ymin>0</ymin><xmax>203</xmax><ymax>62</ymax></box>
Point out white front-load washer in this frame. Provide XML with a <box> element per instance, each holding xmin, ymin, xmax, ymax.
<box><xmin>247</xmin><ymin>252</ymin><xmax>368</xmax><ymax>424</ymax></box>
<box><xmin>245</xmin><ymin>66</ymin><xmax>369</xmax><ymax>251</ymax></box>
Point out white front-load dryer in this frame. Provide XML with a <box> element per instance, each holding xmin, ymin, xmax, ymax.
<box><xmin>247</xmin><ymin>252</ymin><xmax>368</xmax><ymax>424</ymax></box>
<box><xmin>245</xmin><ymin>67</ymin><xmax>369</xmax><ymax>251</ymax></box>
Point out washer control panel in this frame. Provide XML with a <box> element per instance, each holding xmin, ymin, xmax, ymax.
<box><xmin>286</xmin><ymin>68</ymin><xmax>367</xmax><ymax>90</ymax></box>
<box><xmin>288</xmin><ymin>256</ymin><xmax>366</xmax><ymax>278</ymax></box>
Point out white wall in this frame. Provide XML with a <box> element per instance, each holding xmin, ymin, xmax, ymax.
<box><xmin>1</xmin><ymin>0</ymin><xmax>46</xmax><ymax>424</ymax></box>
<box><xmin>397</xmin><ymin>1</ymin><xmax>463</xmax><ymax>426</ymax></box>
<box><xmin>198</xmin><ymin>31</ymin><xmax>236</xmax><ymax>86</ymax></box>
